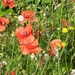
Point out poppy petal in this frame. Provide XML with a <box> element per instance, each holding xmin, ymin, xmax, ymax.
<box><xmin>30</xmin><ymin>47</ymin><xmax>42</xmax><ymax>54</ymax></box>
<box><xmin>0</xmin><ymin>25</ymin><xmax>6</xmax><ymax>32</ymax></box>
<box><xmin>21</xmin><ymin>10</ymin><xmax>35</xmax><ymax>20</ymax></box>
<box><xmin>20</xmin><ymin>45</ymin><xmax>30</xmax><ymax>55</ymax></box>
<box><xmin>8</xmin><ymin>1</ymin><xmax>15</xmax><ymax>8</ymax></box>
<box><xmin>25</xmin><ymin>39</ymin><xmax>38</xmax><ymax>49</ymax></box>
<box><xmin>0</xmin><ymin>17</ymin><xmax>9</xmax><ymax>25</ymax></box>
<box><xmin>50</xmin><ymin>39</ymin><xmax>62</xmax><ymax>50</ymax></box>
<box><xmin>18</xmin><ymin>35</ymin><xmax>35</xmax><ymax>44</ymax></box>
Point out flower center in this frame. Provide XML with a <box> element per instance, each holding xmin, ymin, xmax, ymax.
<box><xmin>22</xmin><ymin>32</ymin><xmax>27</xmax><ymax>36</ymax></box>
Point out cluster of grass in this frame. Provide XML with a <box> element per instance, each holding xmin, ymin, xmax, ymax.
<box><xmin>0</xmin><ymin>0</ymin><xmax>75</xmax><ymax>75</ymax></box>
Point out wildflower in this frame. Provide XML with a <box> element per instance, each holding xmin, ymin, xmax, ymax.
<box><xmin>15</xmin><ymin>24</ymin><xmax>34</xmax><ymax>44</ymax></box>
<box><xmin>14</xmin><ymin>16</ymin><xmax>18</xmax><ymax>19</ymax></box>
<box><xmin>10</xmin><ymin>71</ymin><xmax>16</xmax><ymax>75</ymax></box>
<box><xmin>50</xmin><ymin>39</ymin><xmax>62</xmax><ymax>50</ymax></box>
<box><xmin>2</xmin><ymin>61</ymin><xmax>7</xmax><ymax>65</ymax></box>
<box><xmin>40</xmin><ymin>10</ymin><xmax>43</xmax><ymax>13</ymax></box>
<box><xmin>20</xmin><ymin>40</ymin><xmax>41</xmax><ymax>55</ymax></box>
<box><xmin>19</xmin><ymin>10</ymin><xmax>35</xmax><ymax>23</ymax></box>
<box><xmin>11</xmin><ymin>31</ymin><xmax>15</xmax><ymax>37</ymax></box>
<box><xmin>44</xmin><ymin>54</ymin><xmax>49</xmax><ymax>60</ymax></box>
<box><xmin>62</xmin><ymin>27</ymin><xmax>68</xmax><ymax>33</ymax></box>
<box><xmin>70</xmin><ymin>69</ymin><xmax>75</xmax><ymax>75</ymax></box>
<box><xmin>61</xmin><ymin>19</ymin><xmax>68</xmax><ymax>26</ymax></box>
<box><xmin>49</xmin><ymin>39</ymin><xmax>62</xmax><ymax>57</ymax></box>
<box><xmin>43</xmin><ymin>13</ymin><xmax>46</xmax><ymax>16</ymax></box>
<box><xmin>0</xmin><ymin>53</ymin><xmax>3</xmax><ymax>56</ymax></box>
<box><xmin>69</xmin><ymin>26</ymin><xmax>74</xmax><ymax>30</ymax></box>
<box><xmin>57</xmin><ymin>28</ymin><xmax>61</xmax><ymax>30</ymax></box>
<box><xmin>0</xmin><ymin>17</ymin><xmax>9</xmax><ymax>32</ymax></box>
<box><xmin>62</xmin><ymin>42</ymin><xmax>67</xmax><ymax>47</ymax></box>
<box><xmin>30</xmin><ymin>53</ymin><xmax>35</xmax><ymax>59</ymax></box>
<box><xmin>18</xmin><ymin>15</ymin><xmax>24</xmax><ymax>22</ymax></box>
<box><xmin>2</xmin><ymin>0</ymin><xmax>15</xmax><ymax>8</ymax></box>
<box><xmin>15</xmin><ymin>24</ymin><xmax>42</xmax><ymax>55</ymax></box>
<box><xmin>49</xmin><ymin>49</ymin><xmax>56</xmax><ymax>56</ymax></box>
<box><xmin>20</xmin><ymin>2</ymin><xmax>24</xmax><ymax>6</ymax></box>
<box><xmin>26</xmin><ymin>6</ymin><xmax>30</xmax><ymax>9</ymax></box>
<box><xmin>22</xmin><ymin>69</ymin><xmax>26</xmax><ymax>74</ymax></box>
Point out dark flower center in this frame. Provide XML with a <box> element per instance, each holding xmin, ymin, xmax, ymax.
<box><xmin>22</xmin><ymin>32</ymin><xmax>27</xmax><ymax>36</ymax></box>
<box><xmin>0</xmin><ymin>21</ymin><xmax>5</xmax><ymax>25</ymax></box>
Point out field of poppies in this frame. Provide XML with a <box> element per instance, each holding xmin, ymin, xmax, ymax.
<box><xmin>0</xmin><ymin>0</ymin><xmax>75</xmax><ymax>75</ymax></box>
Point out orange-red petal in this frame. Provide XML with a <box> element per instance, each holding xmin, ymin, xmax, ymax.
<box><xmin>21</xmin><ymin>10</ymin><xmax>35</xmax><ymax>20</ymax></box>
<box><xmin>50</xmin><ymin>39</ymin><xmax>62</xmax><ymax>50</ymax></box>
<box><xmin>49</xmin><ymin>49</ymin><xmax>56</xmax><ymax>56</ymax></box>
<box><xmin>25</xmin><ymin>39</ymin><xmax>38</xmax><ymax>49</ymax></box>
<box><xmin>20</xmin><ymin>45</ymin><xmax>30</xmax><ymax>55</ymax></box>
<box><xmin>8</xmin><ymin>1</ymin><xmax>15</xmax><ymax>8</ymax></box>
<box><xmin>18</xmin><ymin>35</ymin><xmax>35</xmax><ymax>44</ymax></box>
<box><xmin>0</xmin><ymin>25</ymin><xmax>6</xmax><ymax>32</ymax></box>
<box><xmin>30</xmin><ymin>47</ymin><xmax>42</xmax><ymax>54</ymax></box>
<box><xmin>15</xmin><ymin>24</ymin><xmax>34</xmax><ymax>39</ymax></box>
<box><xmin>0</xmin><ymin>17</ymin><xmax>9</xmax><ymax>25</ymax></box>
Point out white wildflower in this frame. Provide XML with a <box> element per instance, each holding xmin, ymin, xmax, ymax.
<box><xmin>18</xmin><ymin>15</ymin><xmax>24</xmax><ymax>21</ymax></box>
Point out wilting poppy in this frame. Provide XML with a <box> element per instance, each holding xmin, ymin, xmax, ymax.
<box><xmin>50</xmin><ymin>39</ymin><xmax>62</xmax><ymax>50</ymax></box>
<box><xmin>61</xmin><ymin>19</ymin><xmax>68</xmax><ymax>26</ymax></box>
<box><xmin>10</xmin><ymin>71</ymin><xmax>16</xmax><ymax>75</ymax></box>
<box><xmin>2</xmin><ymin>0</ymin><xmax>15</xmax><ymax>8</ymax></box>
<box><xmin>0</xmin><ymin>17</ymin><xmax>9</xmax><ymax>32</ymax></box>
<box><xmin>18</xmin><ymin>10</ymin><xmax>35</xmax><ymax>23</ymax></box>
<box><xmin>48</xmin><ymin>49</ymin><xmax>56</xmax><ymax>56</ymax></box>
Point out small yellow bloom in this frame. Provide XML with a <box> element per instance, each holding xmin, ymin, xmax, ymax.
<box><xmin>26</xmin><ymin>6</ymin><xmax>30</xmax><ymax>9</ymax></box>
<box><xmin>21</xmin><ymin>2</ymin><xmax>24</xmax><ymax>6</ymax></box>
<box><xmin>11</xmin><ymin>31</ymin><xmax>15</xmax><ymax>37</ymax></box>
<box><xmin>40</xmin><ymin>10</ymin><xmax>43</xmax><ymax>13</ymax></box>
<box><xmin>62</xmin><ymin>42</ymin><xmax>67</xmax><ymax>47</ymax></box>
<box><xmin>22</xmin><ymin>69</ymin><xmax>26</xmax><ymax>74</ymax></box>
<box><xmin>62</xmin><ymin>27</ymin><xmax>68</xmax><ymax>33</ymax></box>
<box><xmin>0</xmin><ymin>53</ymin><xmax>3</xmax><ymax>56</ymax></box>
<box><xmin>69</xmin><ymin>26</ymin><xmax>74</xmax><ymax>30</ymax></box>
<box><xmin>14</xmin><ymin>16</ymin><xmax>18</xmax><ymax>18</ymax></box>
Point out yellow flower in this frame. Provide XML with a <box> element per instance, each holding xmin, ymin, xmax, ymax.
<box><xmin>11</xmin><ymin>31</ymin><xmax>15</xmax><ymax>37</ymax></box>
<box><xmin>21</xmin><ymin>2</ymin><xmax>24</xmax><ymax>6</ymax></box>
<box><xmin>26</xmin><ymin>6</ymin><xmax>30</xmax><ymax>9</ymax></box>
<box><xmin>62</xmin><ymin>42</ymin><xmax>67</xmax><ymax>47</ymax></box>
<box><xmin>40</xmin><ymin>10</ymin><xmax>43</xmax><ymax>13</ymax></box>
<box><xmin>0</xmin><ymin>53</ymin><xmax>3</xmax><ymax>56</ymax></box>
<box><xmin>69</xmin><ymin>26</ymin><xmax>74</xmax><ymax>30</ymax></box>
<box><xmin>22</xmin><ymin>69</ymin><xmax>26</xmax><ymax>74</ymax></box>
<box><xmin>14</xmin><ymin>16</ymin><xmax>18</xmax><ymax>18</ymax></box>
<box><xmin>62</xmin><ymin>27</ymin><xmax>68</xmax><ymax>33</ymax></box>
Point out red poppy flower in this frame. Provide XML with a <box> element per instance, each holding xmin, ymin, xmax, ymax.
<box><xmin>50</xmin><ymin>39</ymin><xmax>62</xmax><ymax>50</ymax></box>
<box><xmin>10</xmin><ymin>71</ymin><xmax>16</xmax><ymax>75</ymax></box>
<box><xmin>48</xmin><ymin>49</ymin><xmax>56</xmax><ymax>56</ymax></box>
<box><xmin>20</xmin><ymin>38</ymin><xmax>41</xmax><ymax>55</ymax></box>
<box><xmin>15</xmin><ymin>24</ymin><xmax>34</xmax><ymax>38</ymax></box>
<box><xmin>0</xmin><ymin>17</ymin><xmax>9</xmax><ymax>32</ymax></box>
<box><xmin>15</xmin><ymin>24</ymin><xmax>34</xmax><ymax>44</ymax></box>
<box><xmin>18</xmin><ymin>34</ymin><xmax>35</xmax><ymax>44</ymax></box>
<box><xmin>20</xmin><ymin>44</ymin><xmax>41</xmax><ymax>55</ymax></box>
<box><xmin>2</xmin><ymin>0</ymin><xmax>15</xmax><ymax>8</ymax></box>
<box><xmin>61</xmin><ymin>19</ymin><xmax>68</xmax><ymax>26</ymax></box>
<box><xmin>18</xmin><ymin>10</ymin><xmax>35</xmax><ymax>23</ymax></box>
